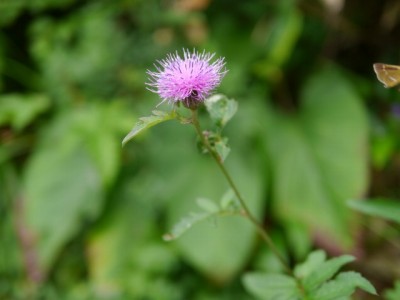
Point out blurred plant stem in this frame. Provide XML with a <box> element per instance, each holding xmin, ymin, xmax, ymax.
<box><xmin>190</xmin><ymin>109</ymin><xmax>292</xmax><ymax>275</ymax></box>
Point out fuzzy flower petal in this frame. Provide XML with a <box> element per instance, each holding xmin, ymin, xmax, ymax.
<box><xmin>146</xmin><ymin>49</ymin><xmax>227</xmax><ymax>106</ymax></box>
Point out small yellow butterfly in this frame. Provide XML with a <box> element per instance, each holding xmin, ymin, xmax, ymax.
<box><xmin>373</xmin><ymin>63</ymin><xmax>400</xmax><ymax>88</ymax></box>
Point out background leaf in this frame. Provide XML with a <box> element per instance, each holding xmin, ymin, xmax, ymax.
<box><xmin>348</xmin><ymin>198</ymin><xmax>400</xmax><ymax>224</ymax></box>
<box><xmin>25</xmin><ymin>144</ymin><xmax>103</xmax><ymax>270</ymax></box>
<box><xmin>265</xmin><ymin>64</ymin><xmax>368</xmax><ymax>248</ymax></box>
<box><xmin>0</xmin><ymin>94</ymin><xmax>50</xmax><ymax>130</ymax></box>
<box><xmin>384</xmin><ymin>280</ymin><xmax>400</xmax><ymax>300</ymax></box>
<box><xmin>24</xmin><ymin>102</ymin><xmax>131</xmax><ymax>270</ymax></box>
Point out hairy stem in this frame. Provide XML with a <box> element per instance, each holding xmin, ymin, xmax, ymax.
<box><xmin>190</xmin><ymin>109</ymin><xmax>292</xmax><ymax>275</ymax></box>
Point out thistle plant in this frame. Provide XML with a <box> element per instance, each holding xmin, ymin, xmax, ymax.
<box><xmin>123</xmin><ymin>49</ymin><xmax>377</xmax><ymax>300</ymax></box>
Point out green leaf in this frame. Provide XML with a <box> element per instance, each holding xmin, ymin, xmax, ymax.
<box><xmin>163</xmin><ymin>212</ymin><xmax>212</xmax><ymax>241</ymax></box>
<box><xmin>285</xmin><ymin>221</ymin><xmax>312</xmax><ymax>261</ymax></box>
<box><xmin>122</xmin><ymin>110</ymin><xmax>177</xmax><ymax>145</ymax></box>
<box><xmin>303</xmin><ymin>255</ymin><xmax>355</xmax><ymax>291</ymax></box>
<box><xmin>0</xmin><ymin>94</ymin><xmax>50</xmax><ymax>130</ymax></box>
<box><xmin>196</xmin><ymin>197</ymin><xmax>220</xmax><ymax>213</ymax></box>
<box><xmin>294</xmin><ymin>250</ymin><xmax>326</xmax><ymax>279</ymax></box>
<box><xmin>220</xmin><ymin>189</ymin><xmax>236</xmax><ymax>210</ymax></box>
<box><xmin>254</xmin><ymin>5</ymin><xmax>303</xmax><ymax>80</ymax></box>
<box><xmin>242</xmin><ymin>272</ymin><xmax>299</xmax><ymax>300</ymax></box>
<box><xmin>213</xmin><ymin>136</ymin><xmax>231</xmax><ymax>162</ymax></box>
<box><xmin>348</xmin><ymin>198</ymin><xmax>400</xmax><ymax>224</ymax></box>
<box><xmin>25</xmin><ymin>145</ymin><xmax>103</xmax><ymax>270</ymax></box>
<box><xmin>265</xmin><ymin>64</ymin><xmax>368</xmax><ymax>248</ymax></box>
<box><xmin>24</xmin><ymin>102</ymin><xmax>130</xmax><ymax>271</ymax></box>
<box><xmin>204</xmin><ymin>94</ymin><xmax>238</xmax><ymax>128</ymax></box>
<box><xmin>86</xmin><ymin>174</ymin><xmax>181</xmax><ymax>298</ymax></box>
<box><xmin>30</xmin><ymin>8</ymin><xmax>126</xmax><ymax>102</ymax></box>
<box><xmin>310</xmin><ymin>271</ymin><xmax>377</xmax><ymax>300</ymax></box>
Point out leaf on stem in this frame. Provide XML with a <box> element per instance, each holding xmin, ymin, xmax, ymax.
<box><xmin>203</xmin><ymin>131</ymin><xmax>231</xmax><ymax>162</ymax></box>
<box><xmin>310</xmin><ymin>271</ymin><xmax>377</xmax><ymax>299</ymax></box>
<box><xmin>164</xmin><ymin>192</ymin><xmax>242</xmax><ymax>241</ymax></box>
<box><xmin>163</xmin><ymin>212</ymin><xmax>212</xmax><ymax>241</ymax></box>
<box><xmin>302</xmin><ymin>254</ymin><xmax>355</xmax><ymax>291</ymax></box>
<box><xmin>204</xmin><ymin>94</ymin><xmax>238</xmax><ymax>128</ymax></box>
<box><xmin>122</xmin><ymin>110</ymin><xmax>177</xmax><ymax>146</ymax></box>
<box><xmin>243</xmin><ymin>250</ymin><xmax>376</xmax><ymax>300</ymax></box>
<box><xmin>242</xmin><ymin>272</ymin><xmax>300</xmax><ymax>300</ymax></box>
<box><xmin>220</xmin><ymin>189</ymin><xmax>237</xmax><ymax>210</ymax></box>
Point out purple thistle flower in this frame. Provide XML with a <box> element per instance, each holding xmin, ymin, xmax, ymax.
<box><xmin>146</xmin><ymin>49</ymin><xmax>227</xmax><ymax>108</ymax></box>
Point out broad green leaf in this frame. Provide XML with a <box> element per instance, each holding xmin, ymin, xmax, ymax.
<box><xmin>166</xmin><ymin>150</ymin><xmax>264</xmax><ymax>283</ymax></box>
<box><xmin>294</xmin><ymin>250</ymin><xmax>326</xmax><ymax>279</ymax></box>
<box><xmin>384</xmin><ymin>280</ymin><xmax>400</xmax><ymax>300</ymax></box>
<box><xmin>0</xmin><ymin>94</ymin><xmax>50</xmax><ymax>130</ymax></box>
<box><xmin>25</xmin><ymin>145</ymin><xmax>103</xmax><ymax>270</ymax></box>
<box><xmin>348</xmin><ymin>198</ymin><xmax>400</xmax><ymax>224</ymax></box>
<box><xmin>24</xmin><ymin>102</ymin><xmax>130</xmax><ymax>270</ymax></box>
<box><xmin>87</xmin><ymin>176</ymin><xmax>180</xmax><ymax>298</ymax></box>
<box><xmin>74</xmin><ymin>102</ymin><xmax>133</xmax><ymax>186</ymax></box>
<box><xmin>122</xmin><ymin>110</ymin><xmax>177</xmax><ymax>145</ymax></box>
<box><xmin>204</xmin><ymin>94</ymin><xmax>238</xmax><ymax>128</ymax></box>
<box><xmin>242</xmin><ymin>272</ymin><xmax>299</xmax><ymax>300</ymax></box>
<box><xmin>303</xmin><ymin>255</ymin><xmax>355</xmax><ymax>291</ymax></box>
<box><xmin>265</xmin><ymin>64</ymin><xmax>368</xmax><ymax>247</ymax></box>
<box><xmin>310</xmin><ymin>271</ymin><xmax>377</xmax><ymax>300</ymax></box>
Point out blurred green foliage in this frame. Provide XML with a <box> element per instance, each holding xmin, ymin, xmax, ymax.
<box><xmin>1</xmin><ymin>0</ymin><xmax>400</xmax><ymax>299</ymax></box>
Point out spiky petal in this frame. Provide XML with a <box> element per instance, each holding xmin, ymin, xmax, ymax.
<box><xmin>147</xmin><ymin>49</ymin><xmax>227</xmax><ymax>107</ymax></box>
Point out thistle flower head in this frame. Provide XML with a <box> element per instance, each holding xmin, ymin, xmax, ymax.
<box><xmin>146</xmin><ymin>49</ymin><xmax>227</xmax><ymax>108</ymax></box>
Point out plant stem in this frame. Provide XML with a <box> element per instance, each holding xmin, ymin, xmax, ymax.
<box><xmin>190</xmin><ymin>109</ymin><xmax>292</xmax><ymax>275</ymax></box>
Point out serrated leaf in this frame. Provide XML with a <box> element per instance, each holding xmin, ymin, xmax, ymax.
<box><xmin>303</xmin><ymin>255</ymin><xmax>355</xmax><ymax>291</ymax></box>
<box><xmin>294</xmin><ymin>250</ymin><xmax>326</xmax><ymax>278</ymax></box>
<box><xmin>163</xmin><ymin>212</ymin><xmax>211</xmax><ymax>241</ymax></box>
<box><xmin>348</xmin><ymin>198</ymin><xmax>400</xmax><ymax>224</ymax></box>
<box><xmin>196</xmin><ymin>197</ymin><xmax>220</xmax><ymax>213</ymax></box>
<box><xmin>242</xmin><ymin>272</ymin><xmax>299</xmax><ymax>300</ymax></box>
<box><xmin>310</xmin><ymin>271</ymin><xmax>377</xmax><ymax>300</ymax></box>
<box><xmin>204</xmin><ymin>94</ymin><xmax>238</xmax><ymax>128</ymax></box>
<box><xmin>122</xmin><ymin>110</ymin><xmax>177</xmax><ymax>145</ymax></box>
